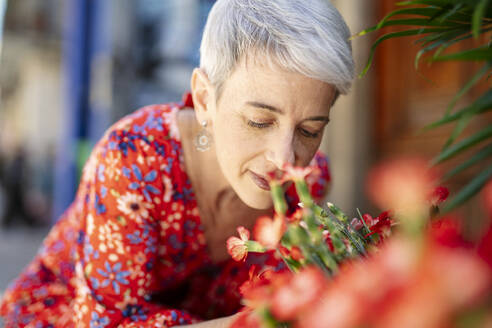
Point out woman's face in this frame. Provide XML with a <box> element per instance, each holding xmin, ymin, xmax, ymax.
<box><xmin>198</xmin><ymin>58</ymin><xmax>336</xmax><ymax>210</ymax></box>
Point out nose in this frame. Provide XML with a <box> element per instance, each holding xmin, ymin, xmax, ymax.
<box><xmin>265</xmin><ymin>131</ymin><xmax>295</xmax><ymax>170</ymax></box>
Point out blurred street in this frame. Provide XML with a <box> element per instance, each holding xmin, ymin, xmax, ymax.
<box><xmin>0</xmin><ymin>226</ymin><xmax>49</xmax><ymax>301</ymax></box>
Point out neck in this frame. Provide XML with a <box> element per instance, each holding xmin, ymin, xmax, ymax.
<box><xmin>176</xmin><ymin>108</ymin><xmax>234</xmax><ymax>212</ymax></box>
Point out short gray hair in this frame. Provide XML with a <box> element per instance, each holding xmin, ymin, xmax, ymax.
<box><xmin>200</xmin><ymin>0</ymin><xmax>354</xmax><ymax>99</ymax></box>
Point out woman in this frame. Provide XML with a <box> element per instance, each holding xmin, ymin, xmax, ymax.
<box><xmin>0</xmin><ymin>0</ymin><xmax>354</xmax><ymax>327</ymax></box>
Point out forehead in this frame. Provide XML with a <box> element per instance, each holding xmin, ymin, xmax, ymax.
<box><xmin>219</xmin><ymin>56</ymin><xmax>335</xmax><ymax>116</ymax></box>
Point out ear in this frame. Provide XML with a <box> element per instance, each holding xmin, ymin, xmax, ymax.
<box><xmin>190</xmin><ymin>68</ymin><xmax>215</xmax><ymax>124</ymax></box>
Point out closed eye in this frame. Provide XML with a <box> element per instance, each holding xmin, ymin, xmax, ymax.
<box><xmin>299</xmin><ymin>128</ymin><xmax>320</xmax><ymax>138</ymax></box>
<box><xmin>247</xmin><ymin>120</ymin><xmax>272</xmax><ymax>129</ymax></box>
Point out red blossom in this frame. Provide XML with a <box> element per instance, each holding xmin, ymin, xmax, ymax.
<box><xmin>278</xmin><ymin>245</ymin><xmax>304</xmax><ymax>261</ymax></box>
<box><xmin>299</xmin><ymin>236</ymin><xmax>492</xmax><ymax>328</ymax></box>
<box><xmin>429</xmin><ymin>186</ymin><xmax>449</xmax><ymax>206</ymax></box>
<box><xmin>364</xmin><ymin>211</ymin><xmax>393</xmax><ymax>238</ymax></box>
<box><xmin>430</xmin><ymin>217</ymin><xmax>472</xmax><ymax>249</ymax></box>
<box><xmin>266</xmin><ymin>169</ymin><xmax>287</xmax><ymax>184</ymax></box>
<box><xmin>253</xmin><ymin>215</ymin><xmax>286</xmax><ymax>249</ymax></box>
<box><xmin>287</xmin><ymin>208</ymin><xmax>304</xmax><ymax>224</ymax></box>
<box><xmin>350</xmin><ymin>217</ymin><xmax>364</xmax><ymax>230</ymax></box>
<box><xmin>290</xmin><ymin>246</ymin><xmax>304</xmax><ymax>261</ymax></box>
<box><xmin>226</xmin><ymin>226</ymin><xmax>250</xmax><ymax>262</ymax></box>
<box><xmin>362</xmin><ymin>213</ymin><xmax>376</xmax><ymax>226</ymax></box>
<box><xmin>282</xmin><ymin>163</ymin><xmax>314</xmax><ymax>181</ymax></box>
<box><xmin>239</xmin><ymin>267</ymin><xmax>278</xmax><ymax>309</ymax></box>
<box><xmin>270</xmin><ymin>266</ymin><xmax>327</xmax><ymax>321</ymax></box>
<box><xmin>367</xmin><ymin>157</ymin><xmax>439</xmax><ymax>214</ymax></box>
<box><xmin>322</xmin><ymin>230</ymin><xmax>335</xmax><ymax>252</ymax></box>
<box><xmin>278</xmin><ymin>245</ymin><xmax>290</xmax><ymax>258</ymax></box>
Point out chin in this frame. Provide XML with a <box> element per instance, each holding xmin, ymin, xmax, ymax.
<box><xmin>237</xmin><ymin>189</ymin><xmax>273</xmax><ymax>210</ymax></box>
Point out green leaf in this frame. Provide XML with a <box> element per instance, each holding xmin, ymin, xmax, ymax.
<box><xmin>432</xmin><ymin>27</ymin><xmax>492</xmax><ymax>60</ymax></box>
<box><xmin>433</xmin><ymin>45</ymin><xmax>492</xmax><ymax>61</ymax></box>
<box><xmin>432</xmin><ymin>124</ymin><xmax>492</xmax><ymax>164</ymax></box>
<box><xmin>443</xmin><ymin>143</ymin><xmax>492</xmax><ymax>180</ymax></box>
<box><xmin>379</xmin><ymin>18</ymin><xmax>465</xmax><ymax>29</ymax></box>
<box><xmin>415</xmin><ymin>26</ymin><xmax>469</xmax><ymax>48</ymax></box>
<box><xmin>445</xmin><ymin>62</ymin><xmax>491</xmax><ymax>115</ymax></box>
<box><xmin>472</xmin><ymin>0</ymin><xmax>490</xmax><ymax>38</ymax></box>
<box><xmin>423</xmin><ymin>89</ymin><xmax>492</xmax><ymax>129</ymax></box>
<box><xmin>360</xmin><ymin>27</ymin><xmax>457</xmax><ymax>77</ymax></box>
<box><xmin>442</xmin><ymin>112</ymin><xmax>474</xmax><ymax>149</ymax></box>
<box><xmin>434</xmin><ymin>3</ymin><xmax>466</xmax><ymax>23</ymax></box>
<box><xmin>442</xmin><ymin>165</ymin><xmax>492</xmax><ymax>212</ymax></box>
<box><xmin>353</xmin><ymin>7</ymin><xmax>446</xmax><ymax>37</ymax></box>
<box><xmin>397</xmin><ymin>0</ymin><xmax>459</xmax><ymax>8</ymax></box>
<box><xmin>414</xmin><ymin>30</ymin><xmax>470</xmax><ymax>68</ymax></box>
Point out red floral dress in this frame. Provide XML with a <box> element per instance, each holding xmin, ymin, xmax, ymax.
<box><xmin>0</xmin><ymin>94</ymin><xmax>331</xmax><ymax>327</ymax></box>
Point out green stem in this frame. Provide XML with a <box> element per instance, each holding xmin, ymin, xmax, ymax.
<box><xmin>294</xmin><ymin>180</ymin><xmax>313</xmax><ymax>208</ymax></box>
<box><xmin>246</xmin><ymin>240</ymin><xmax>267</xmax><ymax>253</ymax></box>
<box><xmin>275</xmin><ymin>248</ymin><xmax>297</xmax><ymax>273</ymax></box>
<box><xmin>270</xmin><ymin>182</ymin><xmax>287</xmax><ymax>215</ymax></box>
<box><xmin>326</xmin><ymin>202</ymin><xmax>349</xmax><ymax>224</ymax></box>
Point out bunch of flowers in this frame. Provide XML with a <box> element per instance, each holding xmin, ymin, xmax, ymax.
<box><xmin>227</xmin><ymin>164</ymin><xmax>392</xmax><ymax>274</ymax></box>
<box><xmin>227</xmin><ymin>158</ymin><xmax>492</xmax><ymax>328</ymax></box>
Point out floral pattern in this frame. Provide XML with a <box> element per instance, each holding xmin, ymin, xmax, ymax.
<box><xmin>0</xmin><ymin>94</ymin><xmax>331</xmax><ymax>327</ymax></box>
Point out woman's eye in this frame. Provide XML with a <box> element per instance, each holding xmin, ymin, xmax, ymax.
<box><xmin>299</xmin><ymin>128</ymin><xmax>320</xmax><ymax>138</ymax></box>
<box><xmin>247</xmin><ymin>120</ymin><xmax>272</xmax><ymax>129</ymax></box>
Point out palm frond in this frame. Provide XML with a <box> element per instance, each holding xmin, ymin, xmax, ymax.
<box><xmin>357</xmin><ymin>0</ymin><xmax>492</xmax><ymax>210</ymax></box>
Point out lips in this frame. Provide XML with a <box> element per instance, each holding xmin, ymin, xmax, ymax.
<box><xmin>249</xmin><ymin>170</ymin><xmax>271</xmax><ymax>191</ymax></box>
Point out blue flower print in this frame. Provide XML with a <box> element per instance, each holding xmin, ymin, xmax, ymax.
<box><xmin>94</xmin><ymin>193</ymin><xmax>106</xmax><ymax>215</ymax></box>
<box><xmin>122</xmin><ymin>166</ymin><xmax>131</xmax><ymax>179</ymax></box>
<box><xmin>84</xmin><ymin>241</ymin><xmax>100</xmax><ymax>262</ymax></box>
<box><xmin>122</xmin><ymin>304</ymin><xmax>148</xmax><ymax>322</ymax></box>
<box><xmin>144</xmin><ymin>113</ymin><xmax>164</xmax><ymax>132</ymax></box>
<box><xmin>113</xmin><ymin>130</ymin><xmax>137</xmax><ymax>157</ymax></box>
<box><xmin>161</xmin><ymin>157</ymin><xmax>174</xmax><ymax>174</ymax></box>
<box><xmin>96</xmin><ymin>261</ymin><xmax>130</xmax><ymax>294</ymax></box>
<box><xmin>97</xmin><ymin>164</ymin><xmax>105</xmax><ymax>182</ymax></box>
<box><xmin>90</xmin><ymin>277</ymin><xmax>101</xmax><ymax>289</ymax></box>
<box><xmin>153</xmin><ymin>141</ymin><xmax>167</xmax><ymax>157</ymax></box>
<box><xmin>183</xmin><ymin>220</ymin><xmax>197</xmax><ymax>237</ymax></box>
<box><xmin>132</xmin><ymin>124</ymin><xmax>147</xmax><ymax>135</ymax></box>
<box><xmin>127</xmin><ymin>164</ymin><xmax>161</xmax><ymax>202</ymax></box>
<box><xmin>173</xmin><ymin>187</ymin><xmax>193</xmax><ymax>203</ymax></box>
<box><xmin>144</xmin><ymin>236</ymin><xmax>157</xmax><ymax>254</ymax></box>
<box><xmin>132</xmin><ymin>113</ymin><xmax>164</xmax><ymax>135</ymax></box>
<box><xmin>168</xmin><ymin>234</ymin><xmax>184</xmax><ymax>250</ymax></box>
<box><xmin>126</xmin><ymin>231</ymin><xmax>143</xmax><ymax>244</ymax></box>
<box><xmin>141</xmin><ymin>221</ymin><xmax>155</xmax><ymax>238</ymax></box>
<box><xmin>100</xmin><ymin>186</ymin><xmax>107</xmax><ymax>198</ymax></box>
<box><xmin>90</xmin><ymin>311</ymin><xmax>110</xmax><ymax>328</ymax></box>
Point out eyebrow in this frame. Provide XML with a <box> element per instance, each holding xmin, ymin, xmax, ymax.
<box><xmin>245</xmin><ymin>101</ymin><xmax>330</xmax><ymax>123</ymax></box>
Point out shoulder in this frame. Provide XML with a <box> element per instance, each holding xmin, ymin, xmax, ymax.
<box><xmin>98</xmin><ymin>103</ymin><xmax>185</xmax><ymax>159</ymax></box>
<box><xmin>108</xmin><ymin>103</ymin><xmax>182</xmax><ymax>144</ymax></box>
<box><xmin>80</xmin><ymin>102</ymin><xmax>186</xmax><ymax>188</ymax></box>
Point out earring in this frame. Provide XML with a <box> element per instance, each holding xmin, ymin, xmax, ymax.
<box><xmin>194</xmin><ymin>120</ymin><xmax>213</xmax><ymax>152</ymax></box>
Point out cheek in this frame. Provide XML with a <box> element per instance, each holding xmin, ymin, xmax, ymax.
<box><xmin>214</xmin><ymin>116</ymin><xmax>262</xmax><ymax>169</ymax></box>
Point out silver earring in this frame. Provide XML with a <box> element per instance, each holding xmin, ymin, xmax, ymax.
<box><xmin>194</xmin><ymin>120</ymin><xmax>212</xmax><ymax>152</ymax></box>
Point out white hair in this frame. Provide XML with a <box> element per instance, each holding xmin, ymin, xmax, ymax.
<box><xmin>200</xmin><ymin>0</ymin><xmax>355</xmax><ymax>99</ymax></box>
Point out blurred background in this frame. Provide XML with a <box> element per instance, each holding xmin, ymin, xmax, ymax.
<box><xmin>0</xmin><ymin>0</ymin><xmax>490</xmax><ymax>313</ymax></box>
